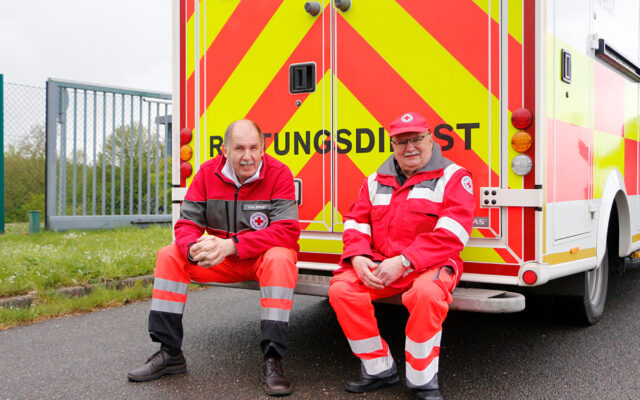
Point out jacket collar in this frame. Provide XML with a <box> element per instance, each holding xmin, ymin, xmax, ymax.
<box><xmin>216</xmin><ymin>154</ymin><xmax>268</xmax><ymax>187</ymax></box>
<box><xmin>221</xmin><ymin>159</ymin><xmax>263</xmax><ymax>188</ymax></box>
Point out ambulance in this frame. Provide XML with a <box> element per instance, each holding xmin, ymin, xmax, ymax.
<box><xmin>171</xmin><ymin>0</ymin><xmax>640</xmax><ymax>325</ymax></box>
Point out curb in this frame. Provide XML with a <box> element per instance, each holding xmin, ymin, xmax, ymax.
<box><xmin>0</xmin><ymin>275</ymin><xmax>155</xmax><ymax>309</ymax></box>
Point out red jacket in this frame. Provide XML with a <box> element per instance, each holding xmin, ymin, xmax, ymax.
<box><xmin>174</xmin><ymin>154</ymin><xmax>300</xmax><ymax>261</ymax></box>
<box><xmin>339</xmin><ymin>143</ymin><xmax>475</xmax><ymax>288</ymax></box>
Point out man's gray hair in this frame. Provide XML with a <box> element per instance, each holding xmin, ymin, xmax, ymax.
<box><xmin>223</xmin><ymin>119</ymin><xmax>265</xmax><ymax>150</ymax></box>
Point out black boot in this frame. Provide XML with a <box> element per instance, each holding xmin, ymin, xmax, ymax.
<box><xmin>127</xmin><ymin>348</ymin><xmax>186</xmax><ymax>382</ymax></box>
<box><xmin>344</xmin><ymin>372</ymin><xmax>400</xmax><ymax>393</ymax></box>
<box><xmin>263</xmin><ymin>357</ymin><xmax>292</xmax><ymax>396</ymax></box>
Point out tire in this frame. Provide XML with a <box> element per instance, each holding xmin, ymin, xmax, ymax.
<box><xmin>566</xmin><ymin>249</ymin><xmax>609</xmax><ymax>326</ymax></box>
<box><xmin>531</xmin><ymin>207</ymin><xmax>617</xmax><ymax>325</ymax></box>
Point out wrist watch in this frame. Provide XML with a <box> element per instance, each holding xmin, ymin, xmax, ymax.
<box><xmin>400</xmin><ymin>254</ymin><xmax>411</xmax><ymax>268</ymax></box>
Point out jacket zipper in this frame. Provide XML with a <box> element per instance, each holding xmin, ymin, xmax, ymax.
<box><xmin>225</xmin><ymin>200</ymin><xmax>230</xmax><ymax>239</ymax></box>
<box><xmin>233</xmin><ymin>186</ymin><xmax>240</xmax><ymax>236</ymax></box>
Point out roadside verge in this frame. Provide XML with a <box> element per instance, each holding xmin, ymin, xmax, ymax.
<box><xmin>0</xmin><ymin>275</ymin><xmax>154</xmax><ymax>309</ymax></box>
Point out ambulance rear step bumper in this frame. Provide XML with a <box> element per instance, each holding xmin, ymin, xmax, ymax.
<box><xmin>196</xmin><ymin>273</ymin><xmax>525</xmax><ymax>314</ymax></box>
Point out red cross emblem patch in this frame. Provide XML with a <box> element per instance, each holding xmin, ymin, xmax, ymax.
<box><xmin>461</xmin><ymin>176</ymin><xmax>473</xmax><ymax>194</ymax></box>
<box><xmin>250</xmin><ymin>212</ymin><xmax>269</xmax><ymax>230</ymax></box>
<box><xmin>401</xmin><ymin>113</ymin><xmax>414</xmax><ymax>123</ymax></box>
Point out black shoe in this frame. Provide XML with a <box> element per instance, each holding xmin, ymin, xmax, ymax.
<box><xmin>344</xmin><ymin>372</ymin><xmax>400</xmax><ymax>393</ymax></box>
<box><xmin>127</xmin><ymin>348</ymin><xmax>187</xmax><ymax>382</ymax></box>
<box><xmin>263</xmin><ymin>357</ymin><xmax>292</xmax><ymax>396</ymax></box>
<box><xmin>414</xmin><ymin>388</ymin><xmax>443</xmax><ymax>400</ymax></box>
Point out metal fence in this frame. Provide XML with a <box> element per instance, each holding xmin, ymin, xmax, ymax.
<box><xmin>0</xmin><ymin>75</ymin><xmax>3</xmax><ymax>232</ymax></box>
<box><xmin>2</xmin><ymin>79</ymin><xmax>47</xmax><ymax>225</ymax></box>
<box><xmin>45</xmin><ymin>79</ymin><xmax>172</xmax><ymax>230</ymax></box>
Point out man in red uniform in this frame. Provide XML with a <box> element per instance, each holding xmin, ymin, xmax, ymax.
<box><xmin>127</xmin><ymin>119</ymin><xmax>300</xmax><ymax>396</ymax></box>
<box><xmin>328</xmin><ymin>112</ymin><xmax>475</xmax><ymax>400</ymax></box>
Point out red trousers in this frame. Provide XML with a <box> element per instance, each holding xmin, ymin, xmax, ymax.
<box><xmin>149</xmin><ymin>243</ymin><xmax>298</xmax><ymax>357</ymax></box>
<box><xmin>328</xmin><ymin>266</ymin><xmax>456</xmax><ymax>390</ymax></box>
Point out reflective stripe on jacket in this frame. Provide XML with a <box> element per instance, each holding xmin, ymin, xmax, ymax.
<box><xmin>339</xmin><ymin>143</ymin><xmax>475</xmax><ymax>287</ymax></box>
<box><xmin>175</xmin><ymin>154</ymin><xmax>300</xmax><ymax>261</ymax></box>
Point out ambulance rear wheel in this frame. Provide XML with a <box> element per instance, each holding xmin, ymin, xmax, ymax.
<box><xmin>568</xmin><ymin>249</ymin><xmax>609</xmax><ymax>326</ymax></box>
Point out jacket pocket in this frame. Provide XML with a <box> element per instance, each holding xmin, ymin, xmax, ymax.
<box><xmin>434</xmin><ymin>265</ymin><xmax>457</xmax><ymax>293</ymax></box>
<box><xmin>408</xmin><ymin>200</ymin><xmax>442</xmax><ymax>217</ymax></box>
<box><xmin>407</xmin><ymin>201</ymin><xmax>440</xmax><ymax>235</ymax></box>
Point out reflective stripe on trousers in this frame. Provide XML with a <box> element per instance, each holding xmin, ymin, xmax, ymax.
<box><xmin>150</xmin><ymin>277</ymin><xmax>189</xmax><ymax>314</ymax></box>
<box><xmin>260</xmin><ymin>285</ymin><xmax>294</xmax><ymax>322</ymax></box>
<box><xmin>347</xmin><ymin>335</ymin><xmax>395</xmax><ymax>377</ymax></box>
<box><xmin>405</xmin><ymin>331</ymin><xmax>442</xmax><ymax>389</ymax></box>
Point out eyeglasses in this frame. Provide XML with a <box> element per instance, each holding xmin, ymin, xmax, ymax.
<box><xmin>390</xmin><ymin>135</ymin><xmax>426</xmax><ymax>148</ymax></box>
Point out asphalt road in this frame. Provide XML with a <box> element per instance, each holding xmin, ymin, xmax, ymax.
<box><xmin>2</xmin><ymin>266</ymin><xmax>640</xmax><ymax>400</ymax></box>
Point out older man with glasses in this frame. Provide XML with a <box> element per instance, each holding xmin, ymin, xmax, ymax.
<box><xmin>328</xmin><ymin>111</ymin><xmax>475</xmax><ymax>400</ymax></box>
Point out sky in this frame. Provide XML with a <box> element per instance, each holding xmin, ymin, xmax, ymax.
<box><xmin>0</xmin><ymin>0</ymin><xmax>172</xmax><ymax>93</ymax></box>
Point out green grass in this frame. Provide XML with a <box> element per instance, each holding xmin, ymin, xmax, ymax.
<box><xmin>0</xmin><ymin>283</ymin><xmax>153</xmax><ymax>330</ymax></box>
<box><xmin>0</xmin><ymin>223</ymin><xmax>171</xmax><ymax>297</ymax></box>
<box><xmin>0</xmin><ymin>223</ymin><xmax>173</xmax><ymax>329</ymax></box>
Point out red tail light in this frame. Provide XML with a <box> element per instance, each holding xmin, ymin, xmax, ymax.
<box><xmin>180</xmin><ymin>162</ymin><xmax>192</xmax><ymax>180</ymax></box>
<box><xmin>522</xmin><ymin>270</ymin><xmax>537</xmax><ymax>285</ymax></box>
<box><xmin>180</xmin><ymin>128</ymin><xmax>192</xmax><ymax>145</ymax></box>
<box><xmin>511</xmin><ymin>108</ymin><xmax>533</xmax><ymax>130</ymax></box>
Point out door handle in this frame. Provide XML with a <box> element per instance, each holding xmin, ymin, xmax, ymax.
<box><xmin>335</xmin><ymin>0</ymin><xmax>351</xmax><ymax>12</ymax></box>
<box><xmin>304</xmin><ymin>1</ymin><xmax>322</xmax><ymax>16</ymax></box>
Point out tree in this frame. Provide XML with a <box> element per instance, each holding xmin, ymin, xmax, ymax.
<box><xmin>4</xmin><ymin>125</ymin><xmax>46</xmax><ymax>222</ymax></box>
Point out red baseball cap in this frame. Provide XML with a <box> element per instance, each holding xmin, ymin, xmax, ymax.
<box><xmin>388</xmin><ymin>111</ymin><xmax>431</xmax><ymax>137</ymax></box>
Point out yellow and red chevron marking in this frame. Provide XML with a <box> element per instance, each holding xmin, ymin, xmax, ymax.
<box><xmin>178</xmin><ymin>0</ymin><xmax>537</xmax><ymax>273</ymax></box>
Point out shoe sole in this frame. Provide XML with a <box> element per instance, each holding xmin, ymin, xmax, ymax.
<box><xmin>344</xmin><ymin>374</ymin><xmax>400</xmax><ymax>393</ymax></box>
<box><xmin>264</xmin><ymin>386</ymin><xmax>293</xmax><ymax>397</ymax></box>
<box><xmin>127</xmin><ymin>364</ymin><xmax>187</xmax><ymax>382</ymax></box>
<box><xmin>263</xmin><ymin>377</ymin><xmax>292</xmax><ymax>396</ymax></box>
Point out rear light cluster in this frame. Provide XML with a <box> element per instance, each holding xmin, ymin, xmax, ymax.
<box><xmin>510</xmin><ymin>108</ymin><xmax>533</xmax><ymax>176</ymax></box>
<box><xmin>180</xmin><ymin>128</ymin><xmax>193</xmax><ymax>185</ymax></box>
